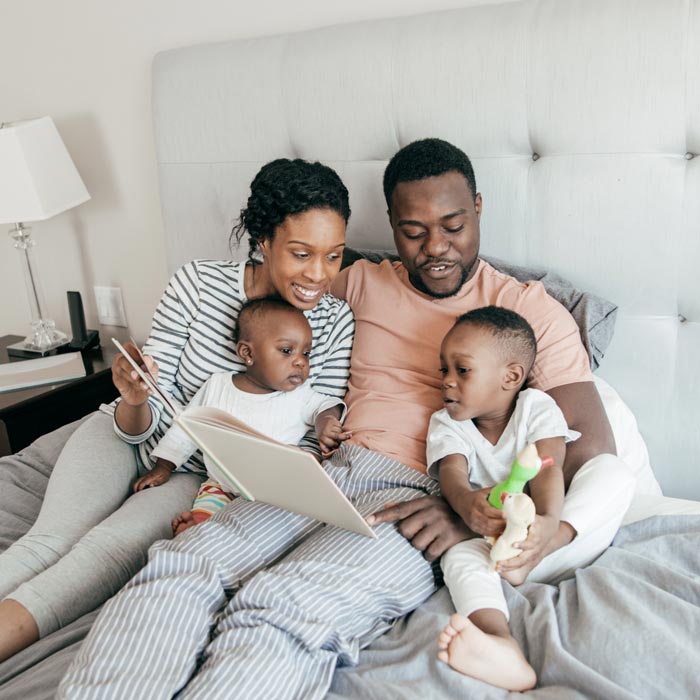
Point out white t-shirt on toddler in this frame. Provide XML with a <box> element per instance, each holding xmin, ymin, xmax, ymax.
<box><xmin>426</xmin><ymin>388</ymin><xmax>580</xmax><ymax>488</ymax></box>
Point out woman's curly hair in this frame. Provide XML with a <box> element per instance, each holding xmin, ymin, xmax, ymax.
<box><xmin>230</xmin><ymin>158</ymin><xmax>351</xmax><ymax>262</ymax></box>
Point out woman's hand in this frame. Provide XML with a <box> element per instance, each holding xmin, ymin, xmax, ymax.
<box><xmin>366</xmin><ymin>495</ymin><xmax>474</xmax><ymax>562</ymax></box>
<box><xmin>133</xmin><ymin>461</ymin><xmax>174</xmax><ymax>492</ymax></box>
<box><xmin>112</xmin><ymin>342</ymin><xmax>159</xmax><ymax>406</ymax></box>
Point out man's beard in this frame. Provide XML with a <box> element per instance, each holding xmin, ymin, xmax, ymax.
<box><xmin>408</xmin><ymin>258</ymin><xmax>477</xmax><ymax>299</ymax></box>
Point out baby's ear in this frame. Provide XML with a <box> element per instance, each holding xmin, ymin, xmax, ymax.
<box><xmin>237</xmin><ymin>340</ymin><xmax>254</xmax><ymax>367</ymax></box>
<box><xmin>503</xmin><ymin>362</ymin><xmax>526</xmax><ymax>390</ymax></box>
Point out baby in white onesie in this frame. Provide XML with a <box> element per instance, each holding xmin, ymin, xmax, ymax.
<box><xmin>137</xmin><ymin>297</ymin><xmax>350</xmax><ymax>534</ymax></box>
<box><xmin>429</xmin><ymin>306</ymin><xmax>633</xmax><ymax>692</ymax></box>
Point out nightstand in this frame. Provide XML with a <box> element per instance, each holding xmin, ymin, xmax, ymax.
<box><xmin>0</xmin><ymin>334</ymin><xmax>121</xmax><ymax>456</ymax></box>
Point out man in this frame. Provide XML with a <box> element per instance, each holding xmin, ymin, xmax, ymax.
<box><xmin>58</xmin><ymin>139</ymin><xmax>619</xmax><ymax>700</ymax></box>
<box><xmin>353</xmin><ymin>138</ymin><xmax>618</xmax><ymax>569</ymax></box>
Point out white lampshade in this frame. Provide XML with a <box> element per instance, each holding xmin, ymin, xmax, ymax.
<box><xmin>0</xmin><ymin>116</ymin><xmax>90</xmax><ymax>223</ymax></box>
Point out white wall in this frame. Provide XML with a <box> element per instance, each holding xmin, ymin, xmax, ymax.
<box><xmin>0</xmin><ymin>0</ymin><xmax>507</xmax><ymax>343</ymax></box>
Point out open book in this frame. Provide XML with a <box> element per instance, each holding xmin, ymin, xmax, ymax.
<box><xmin>112</xmin><ymin>338</ymin><xmax>376</xmax><ymax>539</ymax></box>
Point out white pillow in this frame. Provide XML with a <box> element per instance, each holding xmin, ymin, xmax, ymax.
<box><xmin>594</xmin><ymin>376</ymin><xmax>662</xmax><ymax>497</ymax></box>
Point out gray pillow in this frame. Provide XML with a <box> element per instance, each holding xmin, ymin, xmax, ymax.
<box><xmin>340</xmin><ymin>248</ymin><xmax>617</xmax><ymax>371</ymax></box>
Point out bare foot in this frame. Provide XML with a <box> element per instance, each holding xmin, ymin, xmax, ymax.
<box><xmin>172</xmin><ymin>511</ymin><xmax>198</xmax><ymax>536</ymax></box>
<box><xmin>437</xmin><ymin>613</ymin><xmax>536</xmax><ymax>691</ymax></box>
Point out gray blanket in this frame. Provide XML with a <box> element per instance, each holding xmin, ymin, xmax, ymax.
<box><xmin>330</xmin><ymin>514</ymin><xmax>700</xmax><ymax>700</ymax></box>
<box><xmin>1</xmin><ymin>427</ymin><xmax>698</xmax><ymax>699</ymax></box>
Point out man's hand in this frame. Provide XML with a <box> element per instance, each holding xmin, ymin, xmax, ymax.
<box><xmin>457</xmin><ymin>487</ymin><xmax>507</xmax><ymax>538</ymax></box>
<box><xmin>366</xmin><ymin>495</ymin><xmax>473</xmax><ymax>562</ymax></box>
<box><xmin>133</xmin><ymin>462</ymin><xmax>173</xmax><ymax>492</ymax></box>
<box><xmin>315</xmin><ymin>414</ymin><xmax>351</xmax><ymax>457</ymax></box>
<box><xmin>496</xmin><ymin>513</ymin><xmax>562</xmax><ymax>580</ymax></box>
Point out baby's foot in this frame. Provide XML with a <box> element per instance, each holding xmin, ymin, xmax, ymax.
<box><xmin>172</xmin><ymin>511</ymin><xmax>198</xmax><ymax>536</ymax></box>
<box><xmin>437</xmin><ymin>613</ymin><xmax>536</xmax><ymax>691</ymax></box>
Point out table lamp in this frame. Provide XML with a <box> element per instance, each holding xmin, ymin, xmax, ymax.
<box><xmin>0</xmin><ymin>116</ymin><xmax>91</xmax><ymax>356</ymax></box>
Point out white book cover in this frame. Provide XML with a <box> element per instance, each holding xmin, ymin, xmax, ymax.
<box><xmin>176</xmin><ymin>407</ymin><xmax>377</xmax><ymax>539</ymax></box>
<box><xmin>0</xmin><ymin>352</ymin><xmax>86</xmax><ymax>393</ymax></box>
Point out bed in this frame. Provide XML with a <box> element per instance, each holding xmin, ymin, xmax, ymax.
<box><xmin>1</xmin><ymin>0</ymin><xmax>700</xmax><ymax>697</ymax></box>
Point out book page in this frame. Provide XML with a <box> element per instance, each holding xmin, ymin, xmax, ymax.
<box><xmin>180</xmin><ymin>406</ymin><xmax>283</xmax><ymax>444</ymax></box>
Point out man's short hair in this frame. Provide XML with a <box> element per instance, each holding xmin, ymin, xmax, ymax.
<box><xmin>383</xmin><ymin>138</ymin><xmax>477</xmax><ymax>208</ymax></box>
<box><xmin>233</xmin><ymin>297</ymin><xmax>308</xmax><ymax>344</ymax></box>
<box><xmin>453</xmin><ymin>305</ymin><xmax>537</xmax><ymax>379</ymax></box>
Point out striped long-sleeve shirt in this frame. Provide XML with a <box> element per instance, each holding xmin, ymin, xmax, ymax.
<box><xmin>108</xmin><ymin>259</ymin><xmax>355</xmax><ymax>473</ymax></box>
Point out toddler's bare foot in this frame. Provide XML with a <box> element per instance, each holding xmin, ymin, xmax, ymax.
<box><xmin>437</xmin><ymin>613</ymin><xmax>536</xmax><ymax>691</ymax></box>
<box><xmin>172</xmin><ymin>511</ymin><xmax>198</xmax><ymax>536</ymax></box>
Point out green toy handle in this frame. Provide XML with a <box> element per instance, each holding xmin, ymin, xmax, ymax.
<box><xmin>488</xmin><ymin>444</ymin><xmax>554</xmax><ymax>510</ymax></box>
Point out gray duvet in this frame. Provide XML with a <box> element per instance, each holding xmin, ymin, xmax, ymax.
<box><xmin>1</xmin><ymin>424</ymin><xmax>698</xmax><ymax>700</ymax></box>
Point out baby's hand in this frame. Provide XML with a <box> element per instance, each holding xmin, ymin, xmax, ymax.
<box><xmin>461</xmin><ymin>488</ymin><xmax>506</xmax><ymax>538</ymax></box>
<box><xmin>316</xmin><ymin>416</ymin><xmax>351</xmax><ymax>457</ymax></box>
<box><xmin>133</xmin><ymin>463</ymin><xmax>173</xmax><ymax>492</ymax></box>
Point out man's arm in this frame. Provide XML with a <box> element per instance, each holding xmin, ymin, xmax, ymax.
<box><xmin>546</xmin><ymin>381</ymin><xmax>616</xmax><ymax>487</ymax></box>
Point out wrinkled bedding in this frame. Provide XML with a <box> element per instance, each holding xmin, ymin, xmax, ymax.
<box><xmin>1</xmin><ymin>424</ymin><xmax>698</xmax><ymax>700</ymax></box>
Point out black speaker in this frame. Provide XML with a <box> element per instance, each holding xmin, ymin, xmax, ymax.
<box><xmin>66</xmin><ymin>291</ymin><xmax>100</xmax><ymax>351</ymax></box>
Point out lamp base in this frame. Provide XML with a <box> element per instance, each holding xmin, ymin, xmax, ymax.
<box><xmin>7</xmin><ymin>319</ymin><xmax>70</xmax><ymax>359</ymax></box>
<box><xmin>6</xmin><ymin>339</ymin><xmax>70</xmax><ymax>359</ymax></box>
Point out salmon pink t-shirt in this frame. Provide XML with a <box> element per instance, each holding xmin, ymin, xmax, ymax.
<box><xmin>331</xmin><ymin>259</ymin><xmax>592</xmax><ymax>473</ymax></box>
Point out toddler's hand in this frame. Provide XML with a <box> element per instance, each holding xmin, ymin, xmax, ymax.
<box><xmin>496</xmin><ymin>513</ymin><xmax>560</xmax><ymax>577</ymax></box>
<box><xmin>461</xmin><ymin>488</ymin><xmax>506</xmax><ymax>538</ymax></box>
<box><xmin>133</xmin><ymin>464</ymin><xmax>173</xmax><ymax>492</ymax></box>
<box><xmin>316</xmin><ymin>416</ymin><xmax>351</xmax><ymax>457</ymax></box>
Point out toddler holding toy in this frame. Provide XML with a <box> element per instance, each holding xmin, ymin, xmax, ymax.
<box><xmin>135</xmin><ymin>297</ymin><xmax>350</xmax><ymax>534</ymax></box>
<box><xmin>428</xmin><ymin>306</ymin><xmax>634</xmax><ymax>691</ymax></box>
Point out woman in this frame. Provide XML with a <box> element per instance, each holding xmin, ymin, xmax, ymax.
<box><xmin>0</xmin><ymin>158</ymin><xmax>354</xmax><ymax>661</ymax></box>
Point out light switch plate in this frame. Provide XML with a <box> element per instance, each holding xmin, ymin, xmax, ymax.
<box><xmin>94</xmin><ymin>286</ymin><xmax>128</xmax><ymax>327</ymax></box>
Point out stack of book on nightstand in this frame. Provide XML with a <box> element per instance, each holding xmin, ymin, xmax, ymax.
<box><xmin>0</xmin><ymin>352</ymin><xmax>86</xmax><ymax>393</ymax></box>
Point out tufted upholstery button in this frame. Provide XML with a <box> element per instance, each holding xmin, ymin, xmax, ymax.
<box><xmin>679</xmin><ymin>314</ymin><xmax>687</xmax><ymax>323</ymax></box>
<box><xmin>532</xmin><ymin>153</ymin><xmax>540</xmax><ymax>161</ymax></box>
<box><xmin>685</xmin><ymin>152</ymin><xmax>694</xmax><ymax>160</ymax></box>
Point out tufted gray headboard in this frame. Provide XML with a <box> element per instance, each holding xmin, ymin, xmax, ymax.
<box><xmin>152</xmin><ymin>0</ymin><xmax>700</xmax><ymax>499</ymax></box>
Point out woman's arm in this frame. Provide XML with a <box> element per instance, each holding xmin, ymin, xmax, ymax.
<box><xmin>307</xmin><ymin>300</ymin><xmax>355</xmax><ymax>398</ymax></box>
<box><xmin>113</xmin><ymin>262</ymin><xmax>200</xmax><ymax>440</ymax></box>
<box><xmin>298</xmin><ymin>300</ymin><xmax>355</xmax><ymax>454</ymax></box>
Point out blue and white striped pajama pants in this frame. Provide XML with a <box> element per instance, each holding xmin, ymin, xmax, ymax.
<box><xmin>58</xmin><ymin>443</ymin><xmax>441</xmax><ymax>700</ymax></box>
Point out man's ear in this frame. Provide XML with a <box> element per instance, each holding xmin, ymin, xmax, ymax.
<box><xmin>237</xmin><ymin>340</ymin><xmax>254</xmax><ymax>366</ymax></box>
<box><xmin>474</xmin><ymin>192</ymin><xmax>483</xmax><ymax>222</ymax></box>
<box><xmin>503</xmin><ymin>362</ymin><xmax>526</xmax><ymax>390</ymax></box>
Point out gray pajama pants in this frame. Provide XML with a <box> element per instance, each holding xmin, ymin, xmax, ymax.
<box><xmin>57</xmin><ymin>443</ymin><xmax>441</xmax><ymax>700</ymax></box>
<box><xmin>0</xmin><ymin>412</ymin><xmax>203</xmax><ymax>636</ymax></box>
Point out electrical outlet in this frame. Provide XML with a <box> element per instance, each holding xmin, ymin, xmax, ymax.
<box><xmin>94</xmin><ymin>286</ymin><xmax>128</xmax><ymax>327</ymax></box>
